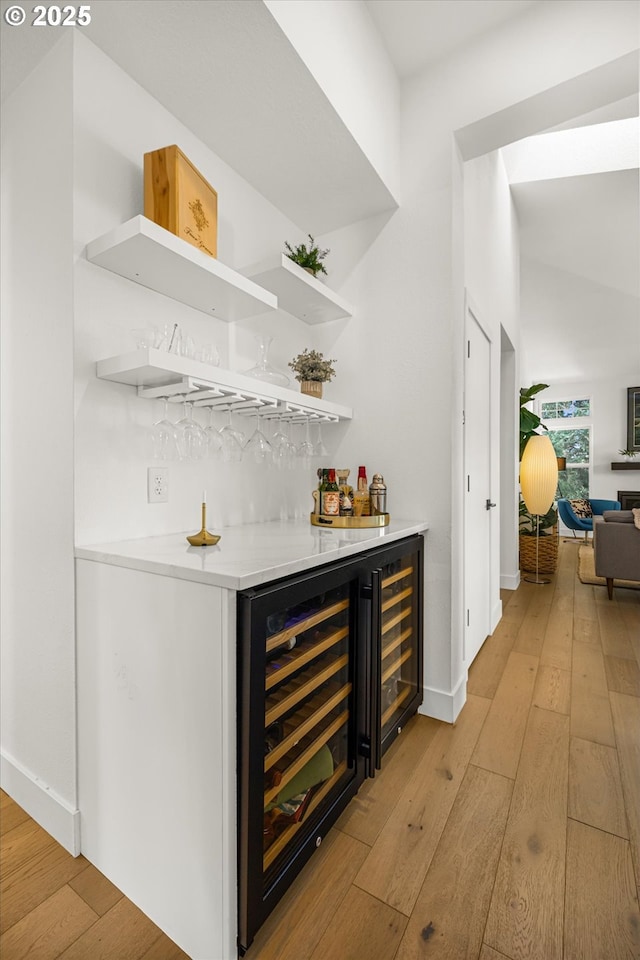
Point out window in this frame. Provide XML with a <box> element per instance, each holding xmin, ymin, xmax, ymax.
<box><xmin>540</xmin><ymin>397</ymin><xmax>591</xmax><ymax>500</ymax></box>
<box><xmin>549</xmin><ymin>428</ymin><xmax>590</xmax><ymax>499</ymax></box>
<box><xmin>541</xmin><ymin>398</ymin><xmax>590</xmax><ymax>419</ymax></box>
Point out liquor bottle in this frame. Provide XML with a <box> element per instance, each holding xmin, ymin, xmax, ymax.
<box><xmin>314</xmin><ymin>468</ymin><xmax>328</xmax><ymax>514</ymax></box>
<box><xmin>340</xmin><ymin>488</ymin><xmax>353</xmax><ymax>517</ymax></box>
<box><xmin>321</xmin><ymin>468</ymin><xmax>340</xmax><ymax>516</ymax></box>
<box><xmin>353</xmin><ymin>466</ymin><xmax>370</xmax><ymax>517</ymax></box>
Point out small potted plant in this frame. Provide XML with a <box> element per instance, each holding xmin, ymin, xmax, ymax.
<box><xmin>619</xmin><ymin>448</ymin><xmax>638</xmax><ymax>462</ymax></box>
<box><xmin>288</xmin><ymin>349</ymin><xmax>336</xmax><ymax>399</ymax></box>
<box><xmin>284</xmin><ymin>235</ymin><xmax>329</xmax><ymax>278</ymax></box>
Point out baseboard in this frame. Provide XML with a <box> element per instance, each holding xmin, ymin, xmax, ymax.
<box><xmin>490</xmin><ymin>598</ymin><xmax>502</xmax><ymax>634</ymax></box>
<box><xmin>500</xmin><ymin>571</ymin><xmax>520</xmax><ymax>590</ymax></box>
<box><xmin>420</xmin><ymin>672</ymin><xmax>467</xmax><ymax>724</ymax></box>
<box><xmin>0</xmin><ymin>750</ymin><xmax>80</xmax><ymax>855</ymax></box>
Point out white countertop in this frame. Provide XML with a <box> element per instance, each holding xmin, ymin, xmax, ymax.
<box><xmin>75</xmin><ymin>518</ymin><xmax>428</xmax><ymax>590</ymax></box>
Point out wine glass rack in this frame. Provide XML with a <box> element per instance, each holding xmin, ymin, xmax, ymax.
<box><xmin>96</xmin><ymin>348</ymin><xmax>353</xmax><ymax>423</ymax></box>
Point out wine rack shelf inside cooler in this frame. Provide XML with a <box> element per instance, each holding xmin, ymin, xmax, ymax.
<box><xmin>380</xmin><ymin>558</ymin><xmax>418</xmax><ymax>739</ymax></box>
<box><xmin>265</xmin><ymin>681</ymin><xmax>352</xmax><ymax>770</ymax></box>
<box><xmin>261</xmin><ymin>586</ymin><xmax>351</xmax><ymax>879</ymax></box>
<box><xmin>263</xmin><ymin>761</ymin><xmax>347</xmax><ymax>871</ymax></box>
<box><xmin>263</xmin><ymin>710</ymin><xmax>348</xmax><ymax>807</ymax></box>
<box><xmin>265</xmin><ymin>652</ymin><xmax>348</xmax><ymax>725</ymax></box>
<box><xmin>381</xmin><ymin>684</ymin><xmax>412</xmax><ymax>727</ymax></box>
<box><xmin>265</xmin><ymin>599</ymin><xmax>349</xmax><ymax>654</ymax></box>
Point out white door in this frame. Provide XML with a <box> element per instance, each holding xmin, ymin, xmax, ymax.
<box><xmin>464</xmin><ymin>306</ymin><xmax>492</xmax><ymax>665</ymax></box>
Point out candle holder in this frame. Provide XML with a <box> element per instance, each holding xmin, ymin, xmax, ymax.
<box><xmin>186</xmin><ymin>501</ymin><xmax>220</xmax><ymax>546</ymax></box>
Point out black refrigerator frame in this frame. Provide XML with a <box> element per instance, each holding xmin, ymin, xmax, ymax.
<box><xmin>236</xmin><ymin>533</ymin><xmax>423</xmax><ymax>952</ymax></box>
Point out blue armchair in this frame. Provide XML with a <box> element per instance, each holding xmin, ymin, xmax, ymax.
<box><xmin>557</xmin><ymin>498</ymin><xmax>621</xmax><ymax>539</ymax></box>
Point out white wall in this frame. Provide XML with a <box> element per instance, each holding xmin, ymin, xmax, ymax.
<box><xmin>520</xmin><ymin>257</ymin><xmax>639</xmax><ymax>386</ymax></box>
<box><xmin>73</xmin><ymin>32</ymin><xmax>349</xmax><ymax>546</ymax></box>
<box><xmin>521</xmin><ymin>257</ymin><xmax>640</xmax><ymax>504</ymax></box>
<box><xmin>0</xmin><ymin>34</ymin><xmax>79</xmax><ymax>851</ymax></box>
<box><xmin>464</xmin><ymin>149</ymin><xmax>520</xmax><ymax>614</ymax></box>
<box><xmin>265</xmin><ymin>0</ymin><xmax>401</xmax><ymax>202</ymax></box>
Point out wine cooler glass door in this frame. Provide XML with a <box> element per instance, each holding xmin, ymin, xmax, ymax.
<box><xmin>238</xmin><ymin>560</ymin><xmax>364</xmax><ymax>952</ymax></box>
<box><xmin>377</xmin><ymin>540</ymin><xmax>423</xmax><ymax>763</ymax></box>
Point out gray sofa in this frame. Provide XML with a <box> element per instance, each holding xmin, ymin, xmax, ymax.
<box><xmin>593</xmin><ymin>511</ymin><xmax>640</xmax><ymax>599</ymax></box>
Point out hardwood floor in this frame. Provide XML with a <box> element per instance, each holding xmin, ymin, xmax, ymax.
<box><xmin>2</xmin><ymin>541</ymin><xmax>639</xmax><ymax>960</ymax></box>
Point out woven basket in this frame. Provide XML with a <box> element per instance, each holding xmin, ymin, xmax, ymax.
<box><xmin>300</xmin><ymin>380</ymin><xmax>323</xmax><ymax>399</ymax></box>
<box><xmin>519</xmin><ymin>526</ymin><xmax>558</xmax><ymax>574</ymax></box>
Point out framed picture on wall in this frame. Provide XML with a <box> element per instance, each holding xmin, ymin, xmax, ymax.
<box><xmin>627</xmin><ymin>386</ymin><xmax>640</xmax><ymax>451</ymax></box>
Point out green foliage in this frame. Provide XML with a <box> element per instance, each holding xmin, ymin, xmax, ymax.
<box><xmin>288</xmin><ymin>348</ymin><xmax>337</xmax><ymax>383</ymax></box>
<box><xmin>619</xmin><ymin>448</ymin><xmax>638</xmax><ymax>458</ymax></box>
<box><xmin>557</xmin><ymin>467</ymin><xmax>589</xmax><ymax>500</ymax></box>
<box><xmin>519</xmin><ymin>500</ymin><xmax>557</xmax><ymax>537</ymax></box>
<box><xmin>549</xmin><ymin>428</ymin><xmax>589</xmax><ymax>464</ymax></box>
<box><xmin>284</xmin><ymin>235</ymin><xmax>329</xmax><ymax>276</ymax></box>
<box><xmin>519</xmin><ymin>383</ymin><xmax>549</xmax><ymax>459</ymax></box>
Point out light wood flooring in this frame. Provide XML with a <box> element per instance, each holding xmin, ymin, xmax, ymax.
<box><xmin>2</xmin><ymin>541</ymin><xmax>639</xmax><ymax>960</ymax></box>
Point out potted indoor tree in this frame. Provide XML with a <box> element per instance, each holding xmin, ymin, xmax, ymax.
<box><xmin>284</xmin><ymin>235</ymin><xmax>329</xmax><ymax>278</ymax></box>
<box><xmin>519</xmin><ymin>383</ymin><xmax>559</xmax><ymax>574</ymax></box>
<box><xmin>288</xmin><ymin>349</ymin><xmax>336</xmax><ymax>398</ymax></box>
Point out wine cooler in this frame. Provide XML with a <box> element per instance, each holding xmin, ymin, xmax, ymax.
<box><xmin>237</xmin><ymin>534</ymin><xmax>423</xmax><ymax>952</ymax></box>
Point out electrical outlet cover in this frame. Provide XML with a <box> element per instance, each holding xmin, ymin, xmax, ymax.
<box><xmin>147</xmin><ymin>466</ymin><xmax>168</xmax><ymax>503</ymax></box>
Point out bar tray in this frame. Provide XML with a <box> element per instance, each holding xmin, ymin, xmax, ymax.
<box><xmin>310</xmin><ymin>513</ymin><xmax>390</xmax><ymax>528</ymax></box>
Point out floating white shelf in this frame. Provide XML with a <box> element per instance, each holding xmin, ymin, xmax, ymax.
<box><xmin>86</xmin><ymin>216</ymin><xmax>278</xmax><ymax>322</ymax></box>
<box><xmin>243</xmin><ymin>254</ymin><xmax>353</xmax><ymax>325</ymax></box>
<box><xmin>96</xmin><ymin>349</ymin><xmax>353</xmax><ymax>423</ymax></box>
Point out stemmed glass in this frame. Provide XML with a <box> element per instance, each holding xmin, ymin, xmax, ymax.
<box><xmin>297</xmin><ymin>418</ymin><xmax>314</xmax><ymax>466</ymax></box>
<box><xmin>203</xmin><ymin>406</ymin><xmax>223</xmax><ymax>459</ymax></box>
<box><xmin>175</xmin><ymin>399</ymin><xmax>206</xmax><ymax>461</ymax></box>
<box><xmin>244</xmin><ymin>413</ymin><xmax>273</xmax><ymax>464</ymax></box>
<box><xmin>313</xmin><ymin>420</ymin><xmax>328</xmax><ymax>458</ymax></box>
<box><xmin>151</xmin><ymin>398</ymin><xmax>181</xmax><ymax>461</ymax></box>
<box><xmin>271</xmin><ymin>419</ymin><xmax>297</xmax><ymax>469</ymax></box>
<box><xmin>219</xmin><ymin>408</ymin><xmax>244</xmax><ymax>463</ymax></box>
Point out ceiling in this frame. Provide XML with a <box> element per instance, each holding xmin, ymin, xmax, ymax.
<box><xmin>512</xmin><ymin>168</ymin><xmax>639</xmax><ymax>300</ymax></box>
<box><xmin>364</xmin><ymin>0</ymin><xmax>538</xmax><ymax>78</ymax></box>
<box><xmin>2</xmin><ymin>0</ymin><xmax>638</xmax><ymax>361</ymax></box>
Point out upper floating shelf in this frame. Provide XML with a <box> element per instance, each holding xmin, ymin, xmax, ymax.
<box><xmin>243</xmin><ymin>254</ymin><xmax>353</xmax><ymax>325</ymax></box>
<box><xmin>85</xmin><ymin>216</ymin><xmax>277</xmax><ymax>323</ymax></box>
<box><xmin>96</xmin><ymin>349</ymin><xmax>353</xmax><ymax>423</ymax></box>
<box><xmin>610</xmin><ymin>462</ymin><xmax>640</xmax><ymax>470</ymax></box>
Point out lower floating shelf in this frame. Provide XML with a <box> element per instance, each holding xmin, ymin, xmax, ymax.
<box><xmin>96</xmin><ymin>348</ymin><xmax>353</xmax><ymax>423</ymax></box>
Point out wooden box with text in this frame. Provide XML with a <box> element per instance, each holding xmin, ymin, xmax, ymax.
<box><xmin>144</xmin><ymin>144</ymin><xmax>218</xmax><ymax>258</ymax></box>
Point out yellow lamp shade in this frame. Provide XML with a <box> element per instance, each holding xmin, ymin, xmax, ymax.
<box><xmin>521</xmin><ymin>435</ymin><xmax>558</xmax><ymax>515</ymax></box>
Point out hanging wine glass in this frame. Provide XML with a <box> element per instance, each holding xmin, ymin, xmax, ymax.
<box><xmin>244</xmin><ymin>413</ymin><xmax>273</xmax><ymax>464</ymax></box>
<box><xmin>271</xmin><ymin>419</ymin><xmax>297</xmax><ymax>469</ymax></box>
<box><xmin>203</xmin><ymin>406</ymin><xmax>223</xmax><ymax>459</ymax></box>
<box><xmin>151</xmin><ymin>398</ymin><xmax>180</xmax><ymax>461</ymax></box>
<box><xmin>243</xmin><ymin>334</ymin><xmax>290</xmax><ymax>387</ymax></box>
<box><xmin>297</xmin><ymin>417</ymin><xmax>314</xmax><ymax>466</ymax></box>
<box><xmin>175</xmin><ymin>399</ymin><xmax>206</xmax><ymax>461</ymax></box>
<box><xmin>313</xmin><ymin>420</ymin><xmax>328</xmax><ymax>458</ymax></box>
<box><xmin>219</xmin><ymin>408</ymin><xmax>244</xmax><ymax>463</ymax></box>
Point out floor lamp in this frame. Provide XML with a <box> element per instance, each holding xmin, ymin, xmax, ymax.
<box><xmin>520</xmin><ymin>435</ymin><xmax>559</xmax><ymax>585</ymax></box>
